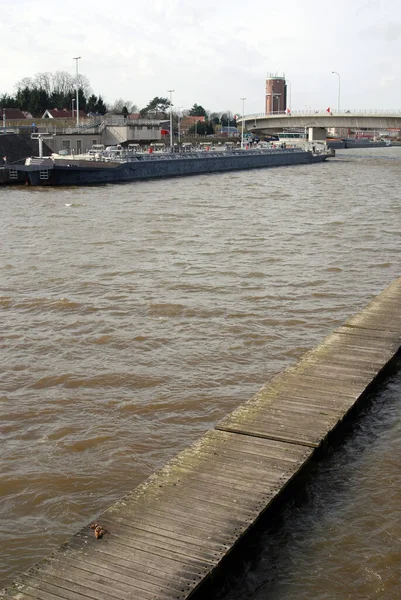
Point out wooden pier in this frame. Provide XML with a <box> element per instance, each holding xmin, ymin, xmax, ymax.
<box><xmin>2</xmin><ymin>277</ymin><xmax>401</xmax><ymax>600</ymax></box>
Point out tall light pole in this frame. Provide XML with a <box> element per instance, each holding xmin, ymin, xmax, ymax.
<box><xmin>332</xmin><ymin>71</ymin><xmax>341</xmax><ymax>112</ymax></box>
<box><xmin>286</xmin><ymin>79</ymin><xmax>291</xmax><ymax>111</ymax></box>
<box><xmin>72</xmin><ymin>98</ymin><xmax>75</xmax><ymax>120</ymax></box>
<box><xmin>73</xmin><ymin>56</ymin><xmax>81</xmax><ymax>128</ymax></box>
<box><xmin>167</xmin><ymin>89</ymin><xmax>174</xmax><ymax>149</ymax></box>
<box><xmin>240</xmin><ymin>97</ymin><xmax>246</xmax><ymax>149</ymax></box>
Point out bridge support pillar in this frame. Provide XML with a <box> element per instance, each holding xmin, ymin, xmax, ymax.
<box><xmin>308</xmin><ymin>127</ymin><xmax>327</xmax><ymax>142</ymax></box>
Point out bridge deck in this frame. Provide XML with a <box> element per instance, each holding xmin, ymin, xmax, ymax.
<box><xmin>2</xmin><ymin>278</ymin><xmax>401</xmax><ymax>600</ymax></box>
<box><xmin>245</xmin><ymin>111</ymin><xmax>401</xmax><ymax>132</ymax></box>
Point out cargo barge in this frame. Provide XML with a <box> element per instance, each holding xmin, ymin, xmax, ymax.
<box><xmin>343</xmin><ymin>138</ymin><xmax>390</xmax><ymax>148</ymax></box>
<box><xmin>7</xmin><ymin>145</ymin><xmax>329</xmax><ymax>186</ymax></box>
<box><xmin>326</xmin><ymin>138</ymin><xmax>391</xmax><ymax>150</ymax></box>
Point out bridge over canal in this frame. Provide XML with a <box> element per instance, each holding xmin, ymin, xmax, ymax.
<box><xmin>241</xmin><ymin>110</ymin><xmax>401</xmax><ymax>139</ymax></box>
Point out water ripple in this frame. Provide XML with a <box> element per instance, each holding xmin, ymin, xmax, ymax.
<box><xmin>1</xmin><ymin>147</ymin><xmax>401</xmax><ymax>587</ymax></box>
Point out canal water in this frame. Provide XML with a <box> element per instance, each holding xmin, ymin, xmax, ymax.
<box><xmin>1</xmin><ymin>148</ymin><xmax>400</xmax><ymax>591</ymax></box>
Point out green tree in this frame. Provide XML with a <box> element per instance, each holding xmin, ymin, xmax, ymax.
<box><xmin>86</xmin><ymin>94</ymin><xmax>99</xmax><ymax>113</ymax></box>
<box><xmin>0</xmin><ymin>93</ymin><xmax>19</xmax><ymax>108</ymax></box>
<box><xmin>206</xmin><ymin>121</ymin><xmax>215</xmax><ymax>135</ymax></box>
<box><xmin>86</xmin><ymin>94</ymin><xmax>107</xmax><ymax>115</ymax></box>
<box><xmin>140</xmin><ymin>96</ymin><xmax>171</xmax><ymax>118</ymax></box>
<box><xmin>221</xmin><ymin>112</ymin><xmax>229</xmax><ymax>127</ymax></box>
<box><xmin>209</xmin><ymin>112</ymin><xmax>221</xmax><ymax>125</ymax></box>
<box><xmin>189</xmin><ymin>103</ymin><xmax>208</xmax><ymax>118</ymax></box>
<box><xmin>15</xmin><ymin>86</ymin><xmax>31</xmax><ymax>111</ymax></box>
<box><xmin>95</xmin><ymin>95</ymin><xmax>107</xmax><ymax>115</ymax></box>
<box><xmin>16</xmin><ymin>86</ymin><xmax>50</xmax><ymax>116</ymax></box>
<box><xmin>86</xmin><ymin>94</ymin><xmax>106</xmax><ymax>115</ymax></box>
<box><xmin>78</xmin><ymin>88</ymin><xmax>87</xmax><ymax>112</ymax></box>
<box><xmin>49</xmin><ymin>90</ymin><xmax>73</xmax><ymax>110</ymax></box>
<box><xmin>187</xmin><ymin>120</ymin><xmax>214</xmax><ymax>136</ymax></box>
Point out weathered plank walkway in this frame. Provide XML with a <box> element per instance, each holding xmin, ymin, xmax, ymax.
<box><xmin>2</xmin><ymin>277</ymin><xmax>401</xmax><ymax>600</ymax></box>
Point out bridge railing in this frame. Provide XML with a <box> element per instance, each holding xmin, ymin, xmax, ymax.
<box><xmin>243</xmin><ymin>109</ymin><xmax>401</xmax><ymax>119</ymax></box>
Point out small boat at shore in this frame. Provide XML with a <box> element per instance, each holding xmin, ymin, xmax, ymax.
<box><xmin>6</xmin><ymin>143</ymin><xmax>330</xmax><ymax>187</ymax></box>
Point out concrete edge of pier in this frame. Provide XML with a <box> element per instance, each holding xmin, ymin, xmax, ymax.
<box><xmin>2</xmin><ymin>277</ymin><xmax>401</xmax><ymax>600</ymax></box>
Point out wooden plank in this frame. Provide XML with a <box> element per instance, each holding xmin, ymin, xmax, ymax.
<box><xmin>5</xmin><ymin>583</ymin><xmax>69</xmax><ymax>600</ymax></box>
<box><xmin>336</xmin><ymin>324</ymin><xmax>401</xmax><ymax>343</ymax></box>
<box><xmin>98</xmin><ymin>510</ymin><xmax>227</xmax><ymax>550</ymax></box>
<box><xmin>70</xmin><ymin>540</ymin><xmax>199</xmax><ymax>584</ymax></box>
<box><xmin>0</xmin><ymin>592</ymin><xmax>38</xmax><ymax>600</ymax></box>
<box><xmin>126</xmin><ymin>500</ymin><xmax>242</xmax><ymax>532</ymax></box>
<box><xmin>76</xmin><ymin>534</ymin><xmax>204</xmax><ymax>577</ymax></box>
<box><xmin>59</xmin><ymin>557</ymin><xmax>180</xmax><ymax>597</ymax></box>
<box><xmin>87</xmin><ymin>522</ymin><xmax>219</xmax><ymax>565</ymax></box>
<box><xmin>25</xmin><ymin>568</ymin><xmax>161</xmax><ymax>600</ymax></box>
<box><xmin>258</xmin><ymin>370</ymin><xmax>370</xmax><ymax>399</ymax></box>
<box><xmin>60</xmin><ymin>554</ymin><xmax>185</xmax><ymax>595</ymax></box>
<box><xmin>313</xmin><ymin>330</ymin><xmax>397</xmax><ymax>355</ymax></box>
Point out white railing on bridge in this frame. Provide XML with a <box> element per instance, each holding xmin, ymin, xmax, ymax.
<box><xmin>244</xmin><ymin>109</ymin><xmax>401</xmax><ymax>119</ymax></box>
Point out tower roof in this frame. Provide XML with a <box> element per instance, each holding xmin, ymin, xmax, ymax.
<box><xmin>266</xmin><ymin>72</ymin><xmax>286</xmax><ymax>80</ymax></box>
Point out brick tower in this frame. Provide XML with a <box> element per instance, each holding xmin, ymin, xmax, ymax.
<box><xmin>265</xmin><ymin>73</ymin><xmax>287</xmax><ymax>114</ymax></box>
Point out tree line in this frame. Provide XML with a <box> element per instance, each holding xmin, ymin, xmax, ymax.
<box><xmin>1</xmin><ymin>71</ymin><xmax>238</xmax><ymax>130</ymax></box>
<box><xmin>1</xmin><ymin>71</ymin><xmax>106</xmax><ymax>116</ymax></box>
<box><xmin>139</xmin><ymin>98</ymin><xmax>237</xmax><ymax>134</ymax></box>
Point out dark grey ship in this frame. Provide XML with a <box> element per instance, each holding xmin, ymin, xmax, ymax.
<box><xmin>7</xmin><ymin>145</ymin><xmax>329</xmax><ymax>186</ymax></box>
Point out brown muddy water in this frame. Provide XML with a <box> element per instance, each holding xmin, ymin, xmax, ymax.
<box><xmin>1</xmin><ymin>148</ymin><xmax>401</xmax><ymax>593</ymax></box>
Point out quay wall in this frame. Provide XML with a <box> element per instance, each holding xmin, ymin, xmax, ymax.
<box><xmin>0</xmin><ymin>133</ymin><xmax>52</xmax><ymax>163</ymax></box>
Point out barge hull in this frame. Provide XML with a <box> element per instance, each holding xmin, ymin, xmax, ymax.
<box><xmin>17</xmin><ymin>149</ymin><xmax>328</xmax><ymax>186</ymax></box>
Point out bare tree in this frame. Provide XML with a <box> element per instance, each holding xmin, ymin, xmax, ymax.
<box><xmin>15</xmin><ymin>76</ymin><xmax>34</xmax><ymax>90</ymax></box>
<box><xmin>34</xmin><ymin>72</ymin><xmax>53</xmax><ymax>94</ymax></box>
<box><xmin>52</xmin><ymin>71</ymin><xmax>75</xmax><ymax>96</ymax></box>
<box><xmin>76</xmin><ymin>74</ymin><xmax>92</xmax><ymax>98</ymax></box>
<box><xmin>15</xmin><ymin>71</ymin><xmax>91</xmax><ymax>97</ymax></box>
<box><xmin>107</xmin><ymin>99</ymin><xmax>138</xmax><ymax>114</ymax></box>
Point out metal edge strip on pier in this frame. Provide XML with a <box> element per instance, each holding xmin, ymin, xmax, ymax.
<box><xmin>2</xmin><ymin>277</ymin><xmax>401</xmax><ymax>600</ymax></box>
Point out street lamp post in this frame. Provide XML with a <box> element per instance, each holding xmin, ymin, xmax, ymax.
<box><xmin>240</xmin><ymin>97</ymin><xmax>246</xmax><ymax>149</ymax></box>
<box><xmin>73</xmin><ymin>56</ymin><xmax>81</xmax><ymax>128</ymax></box>
<box><xmin>332</xmin><ymin>71</ymin><xmax>341</xmax><ymax>112</ymax></box>
<box><xmin>286</xmin><ymin>79</ymin><xmax>291</xmax><ymax>111</ymax></box>
<box><xmin>72</xmin><ymin>98</ymin><xmax>75</xmax><ymax>120</ymax></box>
<box><xmin>167</xmin><ymin>89</ymin><xmax>174</xmax><ymax>149</ymax></box>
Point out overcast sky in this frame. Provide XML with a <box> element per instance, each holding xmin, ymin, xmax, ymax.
<box><xmin>1</xmin><ymin>0</ymin><xmax>400</xmax><ymax>114</ymax></box>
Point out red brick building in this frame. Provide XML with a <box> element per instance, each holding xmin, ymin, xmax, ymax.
<box><xmin>265</xmin><ymin>74</ymin><xmax>287</xmax><ymax>114</ymax></box>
